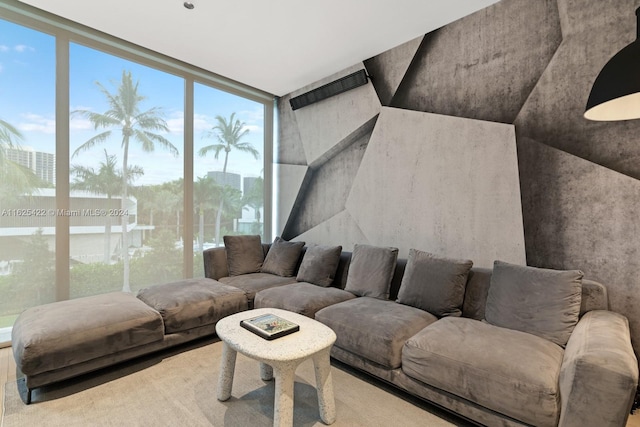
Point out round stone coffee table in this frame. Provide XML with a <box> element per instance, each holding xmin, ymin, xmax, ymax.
<box><xmin>215</xmin><ymin>308</ymin><xmax>337</xmax><ymax>427</ymax></box>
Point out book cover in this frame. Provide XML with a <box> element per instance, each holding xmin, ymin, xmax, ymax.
<box><xmin>240</xmin><ymin>313</ymin><xmax>300</xmax><ymax>340</ymax></box>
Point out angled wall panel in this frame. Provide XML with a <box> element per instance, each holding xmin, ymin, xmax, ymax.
<box><xmin>274</xmin><ymin>164</ymin><xmax>308</xmax><ymax>237</ymax></box>
<box><xmin>292</xmin><ymin>64</ymin><xmax>381</xmax><ymax>166</ymax></box>
<box><xmin>295</xmin><ymin>210</ymin><xmax>368</xmax><ymax>252</ymax></box>
<box><xmin>276</xmin><ymin>95</ymin><xmax>307</xmax><ymax>165</ymax></box>
<box><xmin>364</xmin><ymin>35</ymin><xmax>424</xmax><ymax>106</ymax></box>
<box><xmin>515</xmin><ymin>0</ymin><xmax>640</xmax><ymax>179</ymax></box>
<box><xmin>393</xmin><ymin>0</ymin><xmax>561</xmax><ymax>124</ymax></box>
<box><xmin>346</xmin><ymin>107</ymin><xmax>525</xmax><ymax>266</ymax></box>
<box><xmin>518</xmin><ymin>136</ymin><xmax>640</xmax><ymax>356</ymax></box>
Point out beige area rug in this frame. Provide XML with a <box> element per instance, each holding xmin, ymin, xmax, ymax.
<box><xmin>2</xmin><ymin>337</ymin><xmax>471</xmax><ymax>427</ymax></box>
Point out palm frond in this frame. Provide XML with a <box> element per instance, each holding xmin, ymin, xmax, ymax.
<box><xmin>72</xmin><ymin>131</ymin><xmax>112</xmax><ymax>157</ymax></box>
<box><xmin>198</xmin><ymin>143</ymin><xmax>225</xmax><ymax>159</ymax></box>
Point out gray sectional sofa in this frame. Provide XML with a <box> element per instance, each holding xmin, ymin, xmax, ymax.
<box><xmin>10</xmin><ymin>234</ymin><xmax>639</xmax><ymax>427</ymax></box>
<box><xmin>204</xmin><ymin>236</ymin><xmax>639</xmax><ymax>427</ymax></box>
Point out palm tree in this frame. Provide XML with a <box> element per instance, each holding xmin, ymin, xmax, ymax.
<box><xmin>0</xmin><ymin>119</ymin><xmax>42</xmax><ymax>208</ymax></box>
<box><xmin>72</xmin><ymin>70</ymin><xmax>179</xmax><ymax>292</ymax></box>
<box><xmin>71</xmin><ymin>149</ymin><xmax>143</xmax><ymax>264</ymax></box>
<box><xmin>199</xmin><ymin>113</ymin><xmax>259</xmax><ymax>245</ymax></box>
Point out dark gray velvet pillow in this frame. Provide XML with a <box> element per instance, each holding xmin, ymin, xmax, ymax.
<box><xmin>223</xmin><ymin>235</ymin><xmax>264</xmax><ymax>276</ymax></box>
<box><xmin>344</xmin><ymin>244</ymin><xmax>398</xmax><ymax>299</ymax></box>
<box><xmin>296</xmin><ymin>244</ymin><xmax>343</xmax><ymax>287</ymax></box>
<box><xmin>260</xmin><ymin>237</ymin><xmax>305</xmax><ymax>277</ymax></box>
<box><xmin>396</xmin><ymin>249</ymin><xmax>473</xmax><ymax>317</ymax></box>
<box><xmin>485</xmin><ymin>260</ymin><xmax>583</xmax><ymax>347</ymax></box>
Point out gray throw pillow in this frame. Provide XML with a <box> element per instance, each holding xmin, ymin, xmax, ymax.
<box><xmin>485</xmin><ymin>260</ymin><xmax>583</xmax><ymax>347</ymax></box>
<box><xmin>296</xmin><ymin>244</ymin><xmax>343</xmax><ymax>287</ymax></box>
<box><xmin>223</xmin><ymin>235</ymin><xmax>264</xmax><ymax>276</ymax></box>
<box><xmin>396</xmin><ymin>249</ymin><xmax>473</xmax><ymax>317</ymax></box>
<box><xmin>344</xmin><ymin>244</ymin><xmax>399</xmax><ymax>299</ymax></box>
<box><xmin>260</xmin><ymin>237</ymin><xmax>305</xmax><ymax>277</ymax></box>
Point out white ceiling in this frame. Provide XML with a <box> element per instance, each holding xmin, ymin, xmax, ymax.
<box><xmin>18</xmin><ymin>0</ymin><xmax>499</xmax><ymax>96</ymax></box>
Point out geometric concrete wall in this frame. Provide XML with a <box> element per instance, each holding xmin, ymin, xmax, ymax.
<box><xmin>277</xmin><ymin>0</ymin><xmax>640</xmax><ymax>358</ymax></box>
<box><xmin>345</xmin><ymin>107</ymin><xmax>525</xmax><ymax>266</ymax></box>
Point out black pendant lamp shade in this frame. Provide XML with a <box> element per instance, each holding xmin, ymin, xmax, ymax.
<box><xmin>585</xmin><ymin>7</ymin><xmax>640</xmax><ymax>121</ymax></box>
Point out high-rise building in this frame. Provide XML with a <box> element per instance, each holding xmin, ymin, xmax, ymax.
<box><xmin>5</xmin><ymin>146</ymin><xmax>56</xmax><ymax>185</ymax></box>
<box><xmin>243</xmin><ymin>176</ymin><xmax>260</xmax><ymax>195</ymax></box>
<box><xmin>207</xmin><ymin>171</ymin><xmax>241</xmax><ymax>191</ymax></box>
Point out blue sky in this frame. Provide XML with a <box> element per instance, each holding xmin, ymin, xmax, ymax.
<box><xmin>0</xmin><ymin>18</ymin><xmax>265</xmax><ymax>187</ymax></box>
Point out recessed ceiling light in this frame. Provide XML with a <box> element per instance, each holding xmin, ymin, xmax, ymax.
<box><xmin>184</xmin><ymin>2</ymin><xmax>195</xmax><ymax>9</ymax></box>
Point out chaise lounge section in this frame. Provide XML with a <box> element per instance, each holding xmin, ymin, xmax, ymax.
<box><xmin>12</xmin><ymin>278</ymin><xmax>247</xmax><ymax>404</ymax></box>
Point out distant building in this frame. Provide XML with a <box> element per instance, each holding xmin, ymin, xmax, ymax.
<box><xmin>243</xmin><ymin>176</ymin><xmax>260</xmax><ymax>194</ymax></box>
<box><xmin>6</xmin><ymin>146</ymin><xmax>56</xmax><ymax>185</ymax></box>
<box><xmin>0</xmin><ymin>188</ymin><xmax>143</xmax><ymax>266</ymax></box>
<box><xmin>207</xmin><ymin>171</ymin><xmax>241</xmax><ymax>191</ymax></box>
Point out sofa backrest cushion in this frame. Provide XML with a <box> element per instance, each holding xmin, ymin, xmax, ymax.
<box><xmin>344</xmin><ymin>244</ymin><xmax>399</xmax><ymax>299</ymax></box>
<box><xmin>333</xmin><ymin>251</ymin><xmax>352</xmax><ymax>289</ymax></box>
<box><xmin>260</xmin><ymin>237</ymin><xmax>305</xmax><ymax>277</ymax></box>
<box><xmin>396</xmin><ymin>249</ymin><xmax>473</xmax><ymax>317</ymax></box>
<box><xmin>296</xmin><ymin>244</ymin><xmax>342</xmax><ymax>287</ymax></box>
<box><xmin>485</xmin><ymin>260</ymin><xmax>583</xmax><ymax>347</ymax></box>
<box><xmin>461</xmin><ymin>268</ymin><xmax>493</xmax><ymax>320</ymax></box>
<box><xmin>223</xmin><ymin>235</ymin><xmax>265</xmax><ymax>276</ymax></box>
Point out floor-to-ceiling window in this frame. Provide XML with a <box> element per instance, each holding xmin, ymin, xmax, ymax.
<box><xmin>0</xmin><ymin>18</ymin><xmax>55</xmax><ymax>343</ymax></box>
<box><xmin>0</xmin><ymin>2</ymin><xmax>274</xmax><ymax>345</ymax></box>
<box><xmin>69</xmin><ymin>43</ymin><xmax>185</xmax><ymax>297</ymax></box>
<box><xmin>192</xmin><ymin>83</ymin><xmax>265</xmax><ymax>277</ymax></box>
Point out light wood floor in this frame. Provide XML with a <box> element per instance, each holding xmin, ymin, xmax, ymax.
<box><xmin>0</xmin><ymin>344</ymin><xmax>639</xmax><ymax>425</ymax></box>
<box><xmin>1</xmin><ymin>345</ymin><xmax>18</xmax><ymax>420</ymax></box>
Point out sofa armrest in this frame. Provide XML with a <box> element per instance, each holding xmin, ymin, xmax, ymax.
<box><xmin>203</xmin><ymin>247</ymin><xmax>229</xmax><ymax>280</ymax></box>
<box><xmin>559</xmin><ymin>310</ymin><xmax>638</xmax><ymax>427</ymax></box>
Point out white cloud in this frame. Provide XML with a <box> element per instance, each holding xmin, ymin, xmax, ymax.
<box><xmin>244</xmin><ymin>125</ymin><xmax>263</xmax><ymax>134</ymax></box>
<box><xmin>0</xmin><ymin>45</ymin><xmax>9</xmax><ymax>53</ymax></box>
<box><xmin>165</xmin><ymin>110</ymin><xmax>184</xmax><ymax>134</ymax></box>
<box><xmin>0</xmin><ymin>63</ymin><xmax>3</xmax><ymax>73</ymax></box>
<box><xmin>14</xmin><ymin>44</ymin><xmax>35</xmax><ymax>53</ymax></box>
<box><xmin>19</xmin><ymin>113</ymin><xmax>55</xmax><ymax>134</ymax></box>
<box><xmin>70</xmin><ymin>116</ymin><xmax>94</xmax><ymax>131</ymax></box>
<box><xmin>194</xmin><ymin>113</ymin><xmax>211</xmax><ymax>133</ymax></box>
<box><xmin>70</xmin><ymin>105</ymin><xmax>94</xmax><ymax>112</ymax></box>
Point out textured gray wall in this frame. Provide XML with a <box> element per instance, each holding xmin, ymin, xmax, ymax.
<box><xmin>276</xmin><ymin>0</ymin><xmax>640</xmax><ymax>357</ymax></box>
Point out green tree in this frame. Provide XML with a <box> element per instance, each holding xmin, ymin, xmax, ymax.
<box><xmin>199</xmin><ymin>113</ymin><xmax>259</xmax><ymax>245</ymax></box>
<box><xmin>242</xmin><ymin>176</ymin><xmax>264</xmax><ymax>236</ymax></box>
<box><xmin>72</xmin><ymin>70</ymin><xmax>179</xmax><ymax>292</ymax></box>
<box><xmin>11</xmin><ymin>229</ymin><xmax>54</xmax><ymax>306</ymax></box>
<box><xmin>193</xmin><ymin>175</ymin><xmax>220</xmax><ymax>252</ymax></box>
<box><xmin>134</xmin><ymin>229</ymin><xmax>182</xmax><ymax>285</ymax></box>
<box><xmin>0</xmin><ymin>118</ymin><xmax>42</xmax><ymax>208</ymax></box>
<box><xmin>71</xmin><ymin>149</ymin><xmax>143</xmax><ymax>264</ymax></box>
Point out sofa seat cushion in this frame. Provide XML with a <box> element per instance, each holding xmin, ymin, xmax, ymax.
<box><xmin>254</xmin><ymin>282</ymin><xmax>357</xmax><ymax>318</ymax></box>
<box><xmin>316</xmin><ymin>297</ymin><xmax>437</xmax><ymax>369</ymax></box>
<box><xmin>402</xmin><ymin>317</ymin><xmax>564</xmax><ymax>427</ymax></box>
<box><xmin>218</xmin><ymin>273</ymin><xmax>298</xmax><ymax>302</ymax></box>
<box><xmin>137</xmin><ymin>278</ymin><xmax>248</xmax><ymax>334</ymax></box>
<box><xmin>12</xmin><ymin>292</ymin><xmax>164</xmax><ymax>377</ymax></box>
